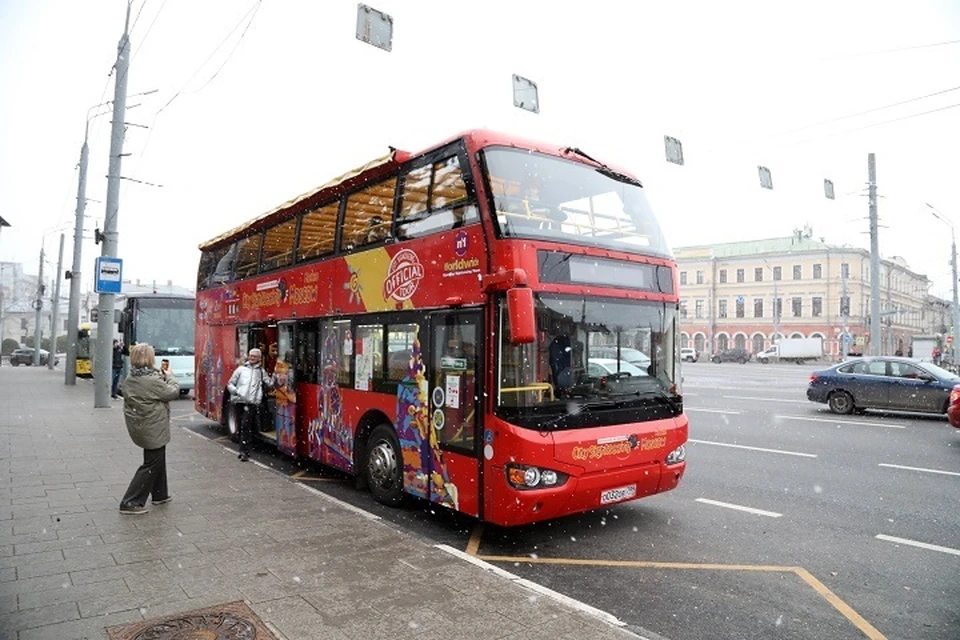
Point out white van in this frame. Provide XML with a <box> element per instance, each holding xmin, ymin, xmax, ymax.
<box><xmin>680</xmin><ymin>347</ymin><xmax>698</xmax><ymax>362</ymax></box>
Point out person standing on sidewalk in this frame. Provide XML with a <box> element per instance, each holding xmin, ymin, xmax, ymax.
<box><xmin>111</xmin><ymin>339</ymin><xmax>124</xmax><ymax>399</ymax></box>
<box><xmin>118</xmin><ymin>343</ymin><xmax>180</xmax><ymax>515</ymax></box>
<box><xmin>226</xmin><ymin>347</ymin><xmax>274</xmax><ymax>461</ymax></box>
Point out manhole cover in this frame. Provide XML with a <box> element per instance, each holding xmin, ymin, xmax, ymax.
<box><xmin>106</xmin><ymin>601</ymin><xmax>276</xmax><ymax>640</ymax></box>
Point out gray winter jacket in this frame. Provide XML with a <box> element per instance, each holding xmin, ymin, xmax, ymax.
<box><xmin>227</xmin><ymin>363</ymin><xmax>273</xmax><ymax>405</ymax></box>
<box><xmin>120</xmin><ymin>367</ymin><xmax>180</xmax><ymax>450</ymax></box>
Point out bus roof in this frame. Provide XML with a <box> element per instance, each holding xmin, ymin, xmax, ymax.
<box><xmin>197</xmin><ymin>129</ymin><xmax>643</xmax><ymax>251</ymax></box>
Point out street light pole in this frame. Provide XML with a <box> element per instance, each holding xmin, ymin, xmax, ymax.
<box><xmin>928</xmin><ymin>204</ymin><xmax>960</xmax><ymax>364</ymax></box>
<box><xmin>93</xmin><ymin>4</ymin><xmax>132</xmax><ymax>408</ymax></box>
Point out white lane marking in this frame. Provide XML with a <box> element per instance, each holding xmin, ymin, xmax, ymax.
<box><xmin>685</xmin><ymin>408</ymin><xmax>743</xmax><ymax>415</ymax></box>
<box><xmin>724</xmin><ymin>395</ymin><xmax>809</xmax><ymax>404</ymax></box>
<box><xmin>774</xmin><ymin>415</ymin><xmax>907</xmax><ymax>429</ymax></box>
<box><xmin>878</xmin><ymin>463</ymin><xmax>960</xmax><ymax>478</ymax></box>
<box><xmin>695</xmin><ymin>498</ymin><xmax>783</xmax><ymax>518</ymax></box>
<box><xmin>689</xmin><ymin>438</ymin><xmax>817</xmax><ymax>458</ymax></box>
<box><xmin>436</xmin><ymin>545</ymin><xmax>632</xmax><ymax>631</ymax></box>
<box><xmin>875</xmin><ymin>534</ymin><xmax>960</xmax><ymax>557</ymax></box>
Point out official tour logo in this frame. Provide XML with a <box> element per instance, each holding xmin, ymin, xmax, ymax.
<box><xmin>454</xmin><ymin>230</ymin><xmax>469</xmax><ymax>257</ymax></box>
<box><xmin>383</xmin><ymin>249</ymin><xmax>424</xmax><ymax>301</ymax></box>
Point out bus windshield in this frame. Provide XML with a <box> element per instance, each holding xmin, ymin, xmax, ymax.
<box><xmin>483</xmin><ymin>147</ymin><xmax>672</xmax><ymax>258</ymax></box>
<box><xmin>497</xmin><ymin>293</ymin><xmax>679</xmax><ymax>430</ymax></box>
<box><xmin>133</xmin><ymin>298</ymin><xmax>195</xmax><ymax>356</ymax></box>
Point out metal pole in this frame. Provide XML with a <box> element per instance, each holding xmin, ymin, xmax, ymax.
<box><xmin>94</xmin><ymin>5</ymin><xmax>131</xmax><ymax>408</ymax></box>
<box><xmin>65</xmin><ymin>132</ymin><xmax>88</xmax><ymax>385</ymax></box>
<box><xmin>841</xmin><ymin>267</ymin><xmax>849</xmax><ymax>360</ymax></box>
<box><xmin>951</xmin><ymin>232</ymin><xmax>959</xmax><ymax>364</ymax></box>
<box><xmin>0</xmin><ymin>264</ymin><xmax>5</xmax><ymax>367</ymax></box>
<box><xmin>868</xmin><ymin>154</ymin><xmax>882</xmax><ymax>356</ymax></box>
<box><xmin>33</xmin><ymin>246</ymin><xmax>45</xmax><ymax>365</ymax></box>
<box><xmin>925</xmin><ymin>204</ymin><xmax>959</xmax><ymax>365</ymax></box>
<box><xmin>49</xmin><ymin>234</ymin><xmax>65</xmax><ymax>370</ymax></box>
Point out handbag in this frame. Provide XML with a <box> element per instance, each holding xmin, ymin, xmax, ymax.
<box><xmin>258</xmin><ymin>372</ymin><xmax>275</xmax><ymax>432</ymax></box>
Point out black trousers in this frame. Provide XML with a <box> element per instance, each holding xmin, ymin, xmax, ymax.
<box><xmin>238</xmin><ymin>404</ymin><xmax>258</xmax><ymax>455</ymax></box>
<box><xmin>120</xmin><ymin>447</ymin><xmax>168</xmax><ymax>508</ymax></box>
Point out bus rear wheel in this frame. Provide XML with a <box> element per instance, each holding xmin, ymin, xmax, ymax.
<box><xmin>366</xmin><ymin>424</ymin><xmax>404</xmax><ymax>507</ymax></box>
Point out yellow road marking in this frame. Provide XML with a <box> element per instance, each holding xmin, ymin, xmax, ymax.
<box><xmin>794</xmin><ymin>568</ymin><xmax>888</xmax><ymax>640</ymax></box>
<box><xmin>478</xmin><ymin>555</ymin><xmax>791</xmax><ymax>572</ymax></box>
<box><xmin>465</xmin><ymin>524</ymin><xmax>484</xmax><ymax>556</ymax></box>
<box><xmin>290</xmin><ymin>470</ymin><xmax>336</xmax><ymax>482</ymax></box>
<box><xmin>473</xmin><ymin>553</ymin><xmax>887</xmax><ymax>639</ymax></box>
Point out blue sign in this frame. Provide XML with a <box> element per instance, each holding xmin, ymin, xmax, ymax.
<box><xmin>94</xmin><ymin>257</ymin><xmax>123</xmax><ymax>293</ymax></box>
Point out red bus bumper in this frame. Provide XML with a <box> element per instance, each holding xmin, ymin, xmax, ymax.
<box><xmin>485</xmin><ymin>459</ymin><xmax>686</xmax><ymax>527</ymax></box>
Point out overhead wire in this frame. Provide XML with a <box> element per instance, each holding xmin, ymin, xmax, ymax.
<box><xmin>779</xmin><ymin>85</ymin><xmax>960</xmax><ymax>135</ymax></box>
<box><xmin>122</xmin><ymin>0</ymin><xmax>264</xmax><ymax>201</ymax></box>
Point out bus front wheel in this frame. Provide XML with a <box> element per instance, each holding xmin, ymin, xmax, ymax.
<box><xmin>225</xmin><ymin>403</ymin><xmax>241</xmax><ymax>443</ymax></box>
<box><xmin>366</xmin><ymin>424</ymin><xmax>404</xmax><ymax>507</ymax></box>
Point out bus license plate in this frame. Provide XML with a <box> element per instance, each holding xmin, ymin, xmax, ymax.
<box><xmin>600</xmin><ymin>484</ymin><xmax>637</xmax><ymax>505</ymax></box>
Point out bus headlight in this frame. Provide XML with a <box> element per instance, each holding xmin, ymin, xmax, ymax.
<box><xmin>506</xmin><ymin>464</ymin><xmax>568</xmax><ymax>489</ymax></box>
<box><xmin>665</xmin><ymin>445</ymin><xmax>686</xmax><ymax>465</ymax></box>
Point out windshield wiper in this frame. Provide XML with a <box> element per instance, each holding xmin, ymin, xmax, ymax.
<box><xmin>639</xmin><ymin>387</ymin><xmax>682</xmax><ymax>413</ymax></box>
<box><xmin>563</xmin><ymin>146</ymin><xmax>644</xmax><ymax>188</ymax></box>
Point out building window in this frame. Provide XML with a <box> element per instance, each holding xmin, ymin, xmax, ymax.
<box><xmin>773</xmin><ymin>298</ymin><xmax>782</xmax><ymax>319</ymax></box>
<box><xmin>680</xmin><ymin>300</ymin><xmax>688</xmax><ymax>318</ymax></box>
<box><xmin>792</xmin><ymin>297</ymin><xmax>802</xmax><ymax>317</ymax></box>
<box><xmin>813</xmin><ymin>263</ymin><xmax>822</xmax><ymax>279</ymax></box>
<box><xmin>736</xmin><ymin>269</ymin><xmax>744</xmax><ymax>283</ymax></box>
<box><xmin>754</xmin><ymin>298</ymin><xmax>764</xmax><ymax>318</ymax></box>
<box><xmin>719</xmin><ymin>269</ymin><xmax>727</xmax><ymax>284</ymax></box>
<box><xmin>841</xmin><ymin>263</ymin><xmax>850</xmax><ymax>279</ymax></box>
<box><xmin>718</xmin><ymin>300</ymin><xmax>728</xmax><ymax>318</ymax></box>
<box><xmin>754</xmin><ymin>267</ymin><xmax>763</xmax><ymax>282</ymax></box>
<box><xmin>696</xmin><ymin>270</ymin><xmax>704</xmax><ymax>285</ymax></box>
<box><xmin>695</xmin><ymin>299</ymin><xmax>704</xmax><ymax>318</ymax></box>
<box><xmin>21</xmin><ymin>318</ymin><xmax>28</xmax><ymax>331</ymax></box>
<box><xmin>773</xmin><ymin>266</ymin><xmax>782</xmax><ymax>281</ymax></box>
<box><xmin>680</xmin><ymin>271</ymin><xmax>687</xmax><ymax>285</ymax></box>
<box><xmin>793</xmin><ymin>265</ymin><xmax>802</xmax><ymax>280</ymax></box>
<box><xmin>840</xmin><ymin>296</ymin><xmax>850</xmax><ymax>316</ymax></box>
<box><xmin>736</xmin><ymin>299</ymin><xmax>745</xmax><ymax>318</ymax></box>
<box><xmin>812</xmin><ymin>297</ymin><xmax>823</xmax><ymax>317</ymax></box>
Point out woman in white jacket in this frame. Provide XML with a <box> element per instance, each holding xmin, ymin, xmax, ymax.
<box><xmin>226</xmin><ymin>348</ymin><xmax>274</xmax><ymax>461</ymax></box>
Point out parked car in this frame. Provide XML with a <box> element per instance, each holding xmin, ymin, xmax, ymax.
<box><xmin>590</xmin><ymin>346</ymin><xmax>650</xmax><ymax>369</ymax></box>
<box><xmin>680</xmin><ymin>347</ymin><xmax>698</xmax><ymax>362</ymax></box>
<box><xmin>9</xmin><ymin>348</ymin><xmax>58</xmax><ymax>366</ymax></box>
<box><xmin>807</xmin><ymin>356</ymin><xmax>960</xmax><ymax>415</ymax></box>
<box><xmin>947</xmin><ymin>384</ymin><xmax>960</xmax><ymax>428</ymax></box>
<box><xmin>711</xmin><ymin>348</ymin><xmax>751</xmax><ymax>364</ymax></box>
<box><xmin>587</xmin><ymin>358</ymin><xmax>648</xmax><ymax>378</ymax></box>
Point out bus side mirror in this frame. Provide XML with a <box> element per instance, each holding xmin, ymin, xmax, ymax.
<box><xmin>507</xmin><ymin>288</ymin><xmax>535</xmax><ymax>344</ymax></box>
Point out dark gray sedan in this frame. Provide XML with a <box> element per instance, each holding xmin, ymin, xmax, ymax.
<box><xmin>807</xmin><ymin>357</ymin><xmax>960</xmax><ymax>415</ymax></box>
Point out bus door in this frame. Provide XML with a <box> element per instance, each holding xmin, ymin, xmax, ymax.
<box><xmin>426</xmin><ymin>310</ymin><xmax>482</xmax><ymax>517</ymax></box>
<box><xmin>274</xmin><ymin>323</ymin><xmax>297</xmax><ymax>456</ymax></box>
<box><xmin>294</xmin><ymin>321</ymin><xmax>319</xmax><ymax>459</ymax></box>
<box><xmin>246</xmin><ymin>324</ymin><xmax>278</xmax><ymax>437</ymax></box>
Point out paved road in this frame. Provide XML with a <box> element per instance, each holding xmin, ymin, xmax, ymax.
<box><xmin>182</xmin><ymin>361</ymin><xmax>960</xmax><ymax>640</ymax></box>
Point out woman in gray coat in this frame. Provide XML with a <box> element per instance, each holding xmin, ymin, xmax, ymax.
<box><xmin>119</xmin><ymin>343</ymin><xmax>180</xmax><ymax>515</ymax></box>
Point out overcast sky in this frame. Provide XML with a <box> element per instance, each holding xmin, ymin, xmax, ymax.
<box><xmin>2</xmin><ymin>1</ymin><xmax>959</xmax><ymax>297</ymax></box>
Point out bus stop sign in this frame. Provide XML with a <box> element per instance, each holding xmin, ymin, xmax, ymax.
<box><xmin>94</xmin><ymin>257</ymin><xmax>122</xmax><ymax>294</ymax></box>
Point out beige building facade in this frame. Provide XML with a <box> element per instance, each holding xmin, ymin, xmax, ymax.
<box><xmin>675</xmin><ymin>230</ymin><xmax>947</xmax><ymax>360</ymax></box>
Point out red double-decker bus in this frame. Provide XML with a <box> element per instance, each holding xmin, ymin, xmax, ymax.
<box><xmin>195</xmin><ymin>129</ymin><xmax>687</xmax><ymax>526</ymax></box>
